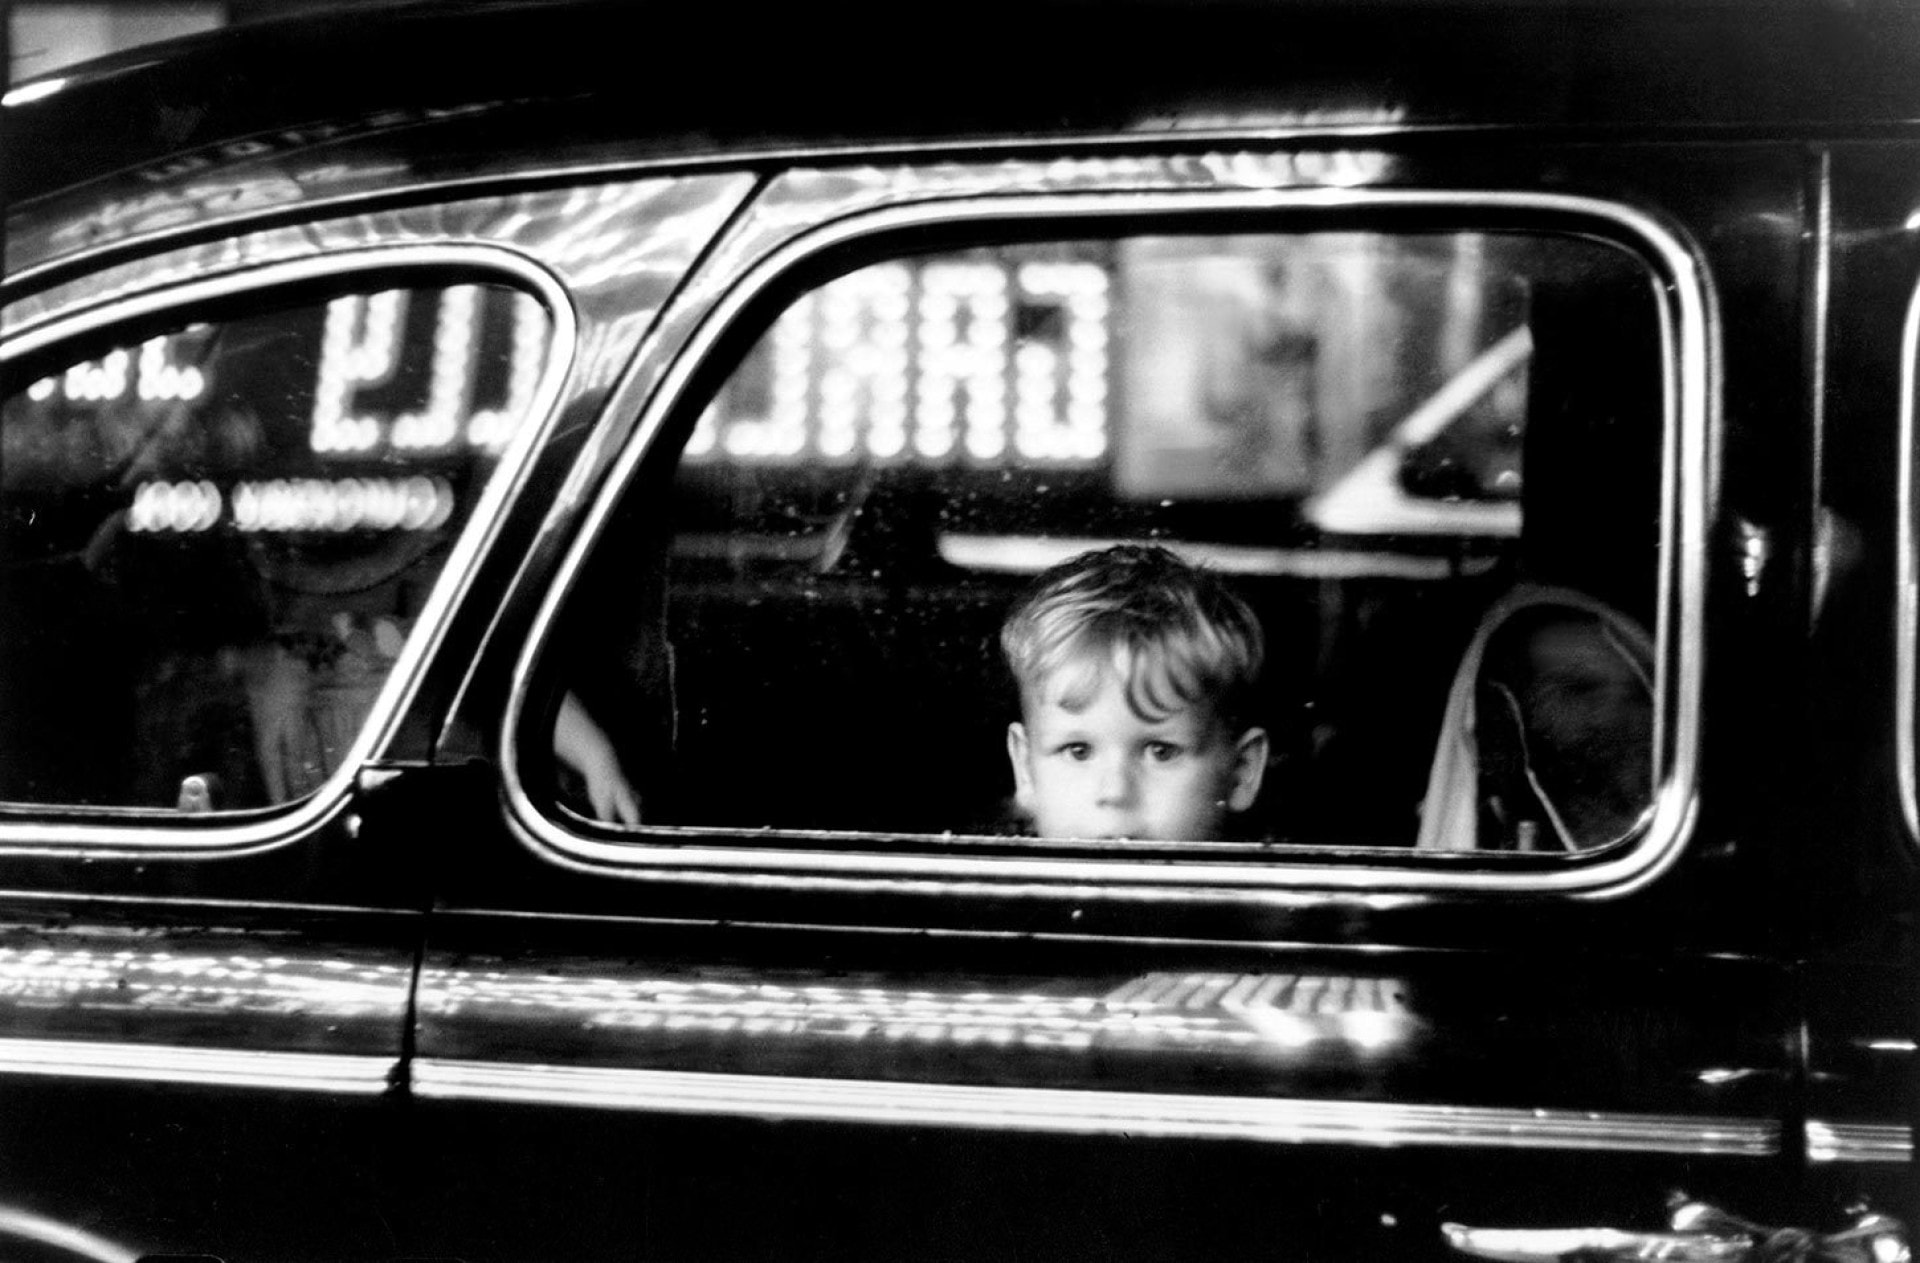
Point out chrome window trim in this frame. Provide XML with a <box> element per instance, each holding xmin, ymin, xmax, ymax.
<box><xmin>6</xmin><ymin>122</ymin><xmax>1419</xmax><ymax>292</ymax></box>
<box><xmin>504</xmin><ymin>179</ymin><xmax>1713</xmax><ymax>900</ymax></box>
<box><xmin>414</xmin><ymin>1059</ymin><xmax>1771</xmax><ymax>1156</ymax></box>
<box><xmin>0</xmin><ymin>1036</ymin><xmax>393</xmax><ymax>1094</ymax></box>
<box><xmin>1804</xmin><ymin>1119</ymin><xmax>1916</xmax><ymax>1165</ymax></box>
<box><xmin>0</xmin><ymin>244</ymin><xmax>577</xmax><ymax>854</ymax></box>
<box><xmin>1896</xmin><ymin>281</ymin><xmax>1920</xmax><ymax>845</ymax></box>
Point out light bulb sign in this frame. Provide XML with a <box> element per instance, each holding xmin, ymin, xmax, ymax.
<box><xmin>7</xmin><ymin>284</ymin><xmax>551</xmax><ymax>537</ymax></box>
<box><xmin>688</xmin><ymin>254</ymin><xmax>1113</xmax><ymax>468</ymax></box>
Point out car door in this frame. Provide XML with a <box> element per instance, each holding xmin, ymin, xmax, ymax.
<box><xmin>0</xmin><ymin>172</ymin><xmax>753</xmax><ymax>1259</ymax></box>
<box><xmin>1797</xmin><ymin>142</ymin><xmax>1920</xmax><ymax>1228</ymax></box>
<box><xmin>398</xmin><ymin>140</ymin><xmax>1843</xmax><ymax>1262</ymax></box>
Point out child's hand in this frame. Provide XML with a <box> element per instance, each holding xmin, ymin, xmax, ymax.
<box><xmin>555</xmin><ymin>690</ymin><xmax>641</xmax><ymax>825</ymax></box>
<box><xmin>580</xmin><ymin>751</ymin><xmax>641</xmax><ymax>826</ymax></box>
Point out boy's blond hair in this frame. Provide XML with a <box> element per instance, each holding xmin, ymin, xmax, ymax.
<box><xmin>1000</xmin><ymin>544</ymin><xmax>1265</xmax><ymax>731</ymax></box>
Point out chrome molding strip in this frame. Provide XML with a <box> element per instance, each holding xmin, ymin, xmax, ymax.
<box><xmin>414</xmin><ymin>1060</ymin><xmax>1775</xmax><ymax>1157</ymax></box>
<box><xmin>505</xmin><ymin>177</ymin><xmax>1712</xmax><ymax>901</ymax></box>
<box><xmin>1806</xmin><ymin>150</ymin><xmax>1832</xmax><ymax>584</ymax></box>
<box><xmin>1897</xmin><ymin>280</ymin><xmax>1920</xmax><ymax>846</ymax></box>
<box><xmin>0</xmin><ymin>1036</ymin><xmax>393</xmax><ymax>1094</ymax></box>
<box><xmin>1805</xmin><ymin>1120</ymin><xmax>1915</xmax><ymax>1165</ymax></box>
<box><xmin>6</xmin><ymin>126</ymin><xmax>1412</xmax><ymax>291</ymax></box>
<box><xmin>0</xmin><ymin>244</ymin><xmax>576</xmax><ymax>855</ymax></box>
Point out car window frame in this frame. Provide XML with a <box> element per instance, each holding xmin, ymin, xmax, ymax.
<box><xmin>1895</xmin><ymin>277</ymin><xmax>1920</xmax><ymax>849</ymax></box>
<box><xmin>505</xmin><ymin>176</ymin><xmax>1715</xmax><ymax>900</ymax></box>
<box><xmin>0</xmin><ymin>243</ymin><xmax>576</xmax><ymax>853</ymax></box>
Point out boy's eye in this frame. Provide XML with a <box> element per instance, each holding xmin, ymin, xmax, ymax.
<box><xmin>1145</xmin><ymin>741</ymin><xmax>1183</xmax><ymax>763</ymax></box>
<box><xmin>1058</xmin><ymin>742</ymin><xmax>1092</xmax><ymax>761</ymax></box>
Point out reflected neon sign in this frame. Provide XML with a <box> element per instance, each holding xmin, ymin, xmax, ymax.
<box><xmin>433</xmin><ymin>969</ymin><xmax>1418</xmax><ymax>1059</ymax></box>
<box><xmin>128</xmin><ymin>476</ymin><xmax>456</xmax><ymax>534</ymax></box>
<box><xmin>311</xmin><ymin>287</ymin><xmax>547</xmax><ymax>455</ymax></box>
<box><xmin>27</xmin><ymin>333</ymin><xmax>206</xmax><ymax>404</ymax></box>
<box><xmin>0</xmin><ymin>946</ymin><xmax>407</xmax><ymax>1019</ymax></box>
<box><xmin>689</xmin><ymin>257</ymin><xmax>1110</xmax><ymax>466</ymax></box>
<box><xmin>23</xmin><ymin>287</ymin><xmax>548</xmax><ymax>460</ymax></box>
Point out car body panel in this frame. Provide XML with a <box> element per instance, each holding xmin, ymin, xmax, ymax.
<box><xmin>0</xmin><ymin>152</ymin><xmax>754</xmax><ymax>1257</ymax></box>
<box><xmin>397</xmin><ymin>140</ymin><xmax>1834</xmax><ymax>1258</ymax></box>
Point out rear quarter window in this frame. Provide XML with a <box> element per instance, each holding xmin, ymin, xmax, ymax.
<box><xmin>0</xmin><ymin>277</ymin><xmax>554</xmax><ymax>812</ymax></box>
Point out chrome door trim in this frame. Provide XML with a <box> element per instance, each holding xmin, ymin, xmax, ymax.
<box><xmin>414</xmin><ymin>1060</ymin><xmax>1773</xmax><ymax>1156</ymax></box>
<box><xmin>505</xmin><ymin>171</ymin><xmax>1714</xmax><ymax>901</ymax></box>
<box><xmin>1896</xmin><ymin>277</ymin><xmax>1920</xmax><ymax>846</ymax></box>
<box><xmin>0</xmin><ymin>1036</ymin><xmax>394</xmax><ymax>1093</ymax></box>
<box><xmin>0</xmin><ymin>244</ymin><xmax>576</xmax><ymax>855</ymax></box>
<box><xmin>1804</xmin><ymin>1119</ymin><xmax>1916</xmax><ymax>1165</ymax></box>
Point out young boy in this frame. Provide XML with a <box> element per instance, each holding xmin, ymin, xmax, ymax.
<box><xmin>1001</xmin><ymin>544</ymin><xmax>1270</xmax><ymax>842</ymax></box>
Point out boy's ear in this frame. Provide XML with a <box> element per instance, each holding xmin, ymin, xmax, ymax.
<box><xmin>1007</xmin><ymin>722</ymin><xmax>1034</xmax><ymax>812</ymax></box>
<box><xmin>1226</xmin><ymin>726</ymin><xmax>1269</xmax><ymax>812</ymax></box>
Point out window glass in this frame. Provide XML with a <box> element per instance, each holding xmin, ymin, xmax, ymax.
<box><xmin>0</xmin><ymin>280</ymin><xmax>552</xmax><ymax>811</ymax></box>
<box><xmin>550</xmin><ymin>230</ymin><xmax>1663</xmax><ymax>855</ymax></box>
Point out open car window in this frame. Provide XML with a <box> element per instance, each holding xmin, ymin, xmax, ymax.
<box><xmin>0</xmin><ymin>279</ymin><xmax>553</xmax><ymax>813</ymax></box>
<box><xmin>541</xmin><ymin>225</ymin><xmax>1669</xmax><ymax>859</ymax></box>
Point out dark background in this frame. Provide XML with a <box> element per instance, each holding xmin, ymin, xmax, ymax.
<box><xmin>6</xmin><ymin>0</ymin><xmax>392</xmax><ymax>86</ymax></box>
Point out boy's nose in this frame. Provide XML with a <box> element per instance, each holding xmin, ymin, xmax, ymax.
<box><xmin>1095</xmin><ymin>754</ymin><xmax>1138</xmax><ymax>806</ymax></box>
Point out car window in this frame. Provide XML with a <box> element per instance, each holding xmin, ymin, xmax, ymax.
<box><xmin>542</xmin><ymin>227</ymin><xmax>1667</xmax><ymax>857</ymax></box>
<box><xmin>0</xmin><ymin>279</ymin><xmax>553</xmax><ymax>811</ymax></box>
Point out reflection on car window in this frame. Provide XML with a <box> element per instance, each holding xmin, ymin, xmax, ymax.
<box><xmin>550</xmin><ymin>230</ymin><xmax>1663</xmax><ymax>854</ymax></box>
<box><xmin>0</xmin><ymin>281</ymin><xmax>552</xmax><ymax>811</ymax></box>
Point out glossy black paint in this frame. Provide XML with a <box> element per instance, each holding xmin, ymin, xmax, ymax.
<box><xmin>9</xmin><ymin>1</ymin><xmax>1920</xmax><ymax>285</ymax></box>
<box><xmin>14</xmin><ymin>0</ymin><xmax>1920</xmax><ymax>209</ymax></box>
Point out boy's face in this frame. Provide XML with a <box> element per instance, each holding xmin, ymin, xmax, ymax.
<box><xmin>1007</xmin><ymin>666</ymin><xmax>1267</xmax><ymax>842</ymax></box>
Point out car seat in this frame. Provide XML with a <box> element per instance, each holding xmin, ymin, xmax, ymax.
<box><xmin>1416</xmin><ymin>583</ymin><xmax>1654</xmax><ymax>851</ymax></box>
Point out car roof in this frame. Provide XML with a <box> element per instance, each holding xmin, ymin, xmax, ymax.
<box><xmin>6</xmin><ymin>0</ymin><xmax>1920</xmax><ymax>283</ymax></box>
<box><xmin>12</xmin><ymin>0</ymin><xmax>1920</xmax><ymax>182</ymax></box>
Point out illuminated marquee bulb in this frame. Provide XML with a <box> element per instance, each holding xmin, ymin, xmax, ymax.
<box><xmin>468</xmin><ymin>292</ymin><xmax>549</xmax><ymax>452</ymax></box>
<box><xmin>393</xmin><ymin>286</ymin><xmax>477</xmax><ymax>451</ymax></box>
<box><xmin>803</xmin><ymin>263</ymin><xmax>911</xmax><ymax>463</ymax></box>
<box><xmin>867</xmin><ymin>417</ymin><xmax>907</xmax><ymax>460</ymax></box>
<box><xmin>311</xmin><ymin>291</ymin><xmax>406</xmax><ymax>454</ymax></box>
<box><xmin>818</xmin><ymin>366</ymin><xmax>859</xmax><ymax>459</ymax></box>
<box><xmin>721</xmin><ymin>419</ymin><xmax>764</xmax><ymax>459</ymax></box>
<box><xmin>1012</xmin><ymin>261</ymin><xmax>1110</xmax><ymax>464</ymax></box>
<box><xmin>137</xmin><ymin>336</ymin><xmax>205</xmax><ymax>402</ymax></box>
<box><xmin>714</xmin><ymin>297</ymin><xmax>820</xmax><ymax>463</ymax></box>
<box><xmin>970</xmin><ymin>292</ymin><xmax>1010</xmax><ymax>341</ymax></box>
<box><xmin>1069</xmin><ymin>402</ymin><xmax>1108</xmax><ymax>458</ymax></box>
<box><xmin>231</xmin><ymin>476</ymin><xmax>454</xmax><ymax>533</ymax></box>
<box><xmin>349</xmin><ymin>290</ymin><xmax>404</xmax><ymax>381</ymax></box>
<box><xmin>917</xmin><ymin>261</ymin><xmax>1007</xmax><ymax>464</ymax></box>
<box><xmin>965</xmin><ymin>401</ymin><xmax>1006</xmax><ymax>460</ymax></box>
<box><xmin>685</xmin><ymin>405</ymin><xmax>720</xmax><ymax>457</ymax></box>
<box><xmin>128</xmin><ymin>480</ymin><xmax>222</xmax><ymax>533</ymax></box>
<box><xmin>1013</xmin><ymin>342</ymin><xmax>1061</xmax><ymax>460</ymax></box>
<box><xmin>856</xmin><ymin>265</ymin><xmax>913</xmax><ymax>461</ymax></box>
<box><xmin>63</xmin><ymin>348</ymin><xmax>131</xmax><ymax>402</ymax></box>
<box><xmin>771</xmin><ymin>298</ymin><xmax>821</xmax><ymax>458</ymax></box>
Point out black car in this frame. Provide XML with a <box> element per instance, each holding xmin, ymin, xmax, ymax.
<box><xmin>0</xmin><ymin>2</ymin><xmax>1914</xmax><ymax>1258</ymax></box>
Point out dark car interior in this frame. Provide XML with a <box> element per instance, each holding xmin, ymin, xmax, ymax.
<box><xmin>0</xmin><ymin>283</ymin><xmax>534</xmax><ymax>812</ymax></box>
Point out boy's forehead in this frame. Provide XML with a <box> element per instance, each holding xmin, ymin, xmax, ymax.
<box><xmin>1025</xmin><ymin>654</ymin><xmax>1223</xmax><ymax>728</ymax></box>
<box><xmin>1025</xmin><ymin>648</ymin><xmax>1120</xmax><ymax>705</ymax></box>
